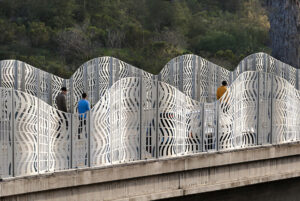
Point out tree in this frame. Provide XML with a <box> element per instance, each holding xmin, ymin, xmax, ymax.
<box><xmin>28</xmin><ymin>21</ymin><xmax>50</xmax><ymax>47</ymax></box>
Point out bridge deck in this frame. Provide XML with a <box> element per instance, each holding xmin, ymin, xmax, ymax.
<box><xmin>1</xmin><ymin>142</ymin><xmax>300</xmax><ymax>201</ymax></box>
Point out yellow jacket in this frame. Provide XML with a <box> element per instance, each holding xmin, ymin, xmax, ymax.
<box><xmin>216</xmin><ymin>86</ymin><xmax>227</xmax><ymax>100</ymax></box>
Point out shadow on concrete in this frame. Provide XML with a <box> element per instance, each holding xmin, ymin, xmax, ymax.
<box><xmin>159</xmin><ymin>177</ymin><xmax>300</xmax><ymax>201</ymax></box>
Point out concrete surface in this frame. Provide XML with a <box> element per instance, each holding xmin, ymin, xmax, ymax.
<box><xmin>1</xmin><ymin>142</ymin><xmax>300</xmax><ymax>200</ymax></box>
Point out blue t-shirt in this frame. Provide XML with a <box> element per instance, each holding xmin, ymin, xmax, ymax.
<box><xmin>77</xmin><ymin>99</ymin><xmax>90</xmax><ymax>117</ymax></box>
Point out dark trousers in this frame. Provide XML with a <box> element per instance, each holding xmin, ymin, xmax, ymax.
<box><xmin>78</xmin><ymin>116</ymin><xmax>86</xmax><ymax>139</ymax></box>
<box><xmin>56</xmin><ymin>112</ymin><xmax>69</xmax><ymax>138</ymax></box>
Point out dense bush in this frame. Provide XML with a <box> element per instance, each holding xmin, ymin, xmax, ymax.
<box><xmin>0</xmin><ymin>0</ymin><xmax>270</xmax><ymax>77</ymax></box>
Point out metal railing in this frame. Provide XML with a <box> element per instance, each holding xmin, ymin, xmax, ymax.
<box><xmin>1</xmin><ymin>70</ymin><xmax>300</xmax><ymax>179</ymax></box>
<box><xmin>1</xmin><ymin>53</ymin><xmax>299</xmax><ymax>114</ymax></box>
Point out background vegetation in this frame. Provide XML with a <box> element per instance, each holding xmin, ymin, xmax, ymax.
<box><xmin>0</xmin><ymin>0</ymin><xmax>270</xmax><ymax>78</ymax></box>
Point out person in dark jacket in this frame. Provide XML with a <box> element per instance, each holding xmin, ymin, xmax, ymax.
<box><xmin>55</xmin><ymin>87</ymin><xmax>68</xmax><ymax>138</ymax></box>
<box><xmin>56</xmin><ymin>87</ymin><xmax>68</xmax><ymax>112</ymax></box>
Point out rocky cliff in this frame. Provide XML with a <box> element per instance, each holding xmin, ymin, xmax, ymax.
<box><xmin>267</xmin><ymin>0</ymin><xmax>300</xmax><ymax>68</ymax></box>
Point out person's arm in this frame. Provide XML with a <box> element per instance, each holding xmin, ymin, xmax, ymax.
<box><xmin>87</xmin><ymin>101</ymin><xmax>90</xmax><ymax>111</ymax></box>
<box><xmin>216</xmin><ymin>89</ymin><xmax>220</xmax><ymax>100</ymax></box>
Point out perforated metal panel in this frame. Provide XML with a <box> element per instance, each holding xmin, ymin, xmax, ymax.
<box><xmin>0</xmin><ymin>53</ymin><xmax>300</xmax><ymax>179</ymax></box>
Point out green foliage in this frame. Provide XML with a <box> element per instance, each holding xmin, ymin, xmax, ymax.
<box><xmin>28</xmin><ymin>22</ymin><xmax>50</xmax><ymax>47</ymax></box>
<box><xmin>0</xmin><ymin>0</ymin><xmax>271</xmax><ymax>78</ymax></box>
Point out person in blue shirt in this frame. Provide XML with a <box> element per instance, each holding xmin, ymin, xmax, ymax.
<box><xmin>78</xmin><ymin>92</ymin><xmax>90</xmax><ymax>116</ymax></box>
<box><xmin>77</xmin><ymin>92</ymin><xmax>90</xmax><ymax>139</ymax></box>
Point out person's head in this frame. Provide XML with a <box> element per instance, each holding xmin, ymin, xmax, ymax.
<box><xmin>82</xmin><ymin>92</ymin><xmax>87</xmax><ymax>99</ymax></box>
<box><xmin>222</xmin><ymin>81</ymin><xmax>228</xmax><ymax>86</ymax></box>
<box><xmin>61</xmin><ymin>87</ymin><xmax>67</xmax><ymax>94</ymax></box>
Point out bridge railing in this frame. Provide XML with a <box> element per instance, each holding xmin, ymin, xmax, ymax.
<box><xmin>1</xmin><ymin>53</ymin><xmax>299</xmax><ymax>116</ymax></box>
<box><xmin>1</xmin><ymin>71</ymin><xmax>300</xmax><ymax>179</ymax></box>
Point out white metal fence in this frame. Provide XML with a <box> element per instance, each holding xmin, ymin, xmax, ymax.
<box><xmin>1</xmin><ymin>53</ymin><xmax>299</xmax><ymax>113</ymax></box>
<box><xmin>1</xmin><ymin>70</ymin><xmax>300</xmax><ymax>179</ymax></box>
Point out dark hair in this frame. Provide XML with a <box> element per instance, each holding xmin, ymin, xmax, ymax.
<box><xmin>61</xmin><ymin>87</ymin><xmax>67</xmax><ymax>91</ymax></box>
<box><xmin>222</xmin><ymin>81</ymin><xmax>228</xmax><ymax>86</ymax></box>
<box><xmin>82</xmin><ymin>92</ymin><xmax>87</xmax><ymax>98</ymax></box>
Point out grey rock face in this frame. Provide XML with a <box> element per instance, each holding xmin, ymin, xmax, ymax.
<box><xmin>267</xmin><ymin>0</ymin><xmax>300</xmax><ymax>68</ymax></box>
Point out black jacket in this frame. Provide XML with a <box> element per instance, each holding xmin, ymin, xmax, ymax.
<box><xmin>56</xmin><ymin>92</ymin><xmax>67</xmax><ymax>112</ymax></box>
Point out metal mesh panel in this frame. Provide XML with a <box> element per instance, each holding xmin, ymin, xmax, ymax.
<box><xmin>23</xmin><ymin>63</ymin><xmax>38</xmax><ymax>96</ymax></box>
<box><xmin>90</xmin><ymin>92</ymin><xmax>110</xmax><ymax>166</ymax></box>
<box><xmin>158</xmin><ymin>82</ymin><xmax>176</xmax><ymax>157</ymax></box>
<box><xmin>39</xmin><ymin>71</ymin><xmax>50</xmax><ymax>104</ymax></box>
<box><xmin>72</xmin><ymin>113</ymin><xmax>89</xmax><ymax>168</ymax></box>
<box><xmin>110</xmin><ymin>77</ymin><xmax>140</xmax><ymax>163</ymax></box>
<box><xmin>38</xmin><ymin>100</ymin><xmax>50</xmax><ymax>173</ymax></box>
<box><xmin>51</xmin><ymin>75</ymin><xmax>64</xmax><ymax>108</ymax></box>
<box><xmin>72</xmin><ymin>66</ymin><xmax>84</xmax><ymax>111</ymax></box>
<box><xmin>0</xmin><ymin>88</ymin><xmax>13</xmax><ymax>178</ymax></box>
<box><xmin>2</xmin><ymin>53</ymin><xmax>300</xmax><ymax>179</ymax></box>
<box><xmin>185</xmin><ymin>98</ymin><xmax>202</xmax><ymax>153</ymax></box>
<box><xmin>98</xmin><ymin>57</ymin><xmax>110</xmax><ymax>98</ymax></box>
<box><xmin>203</xmin><ymin>102</ymin><xmax>217</xmax><ymax>151</ymax></box>
<box><xmin>159</xmin><ymin>63</ymin><xmax>171</xmax><ymax>84</ymax></box>
<box><xmin>1</xmin><ymin>60</ymin><xmax>15</xmax><ymax>89</ymax></box>
<box><xmin>14</xmin><ymin>90</ymin><xmax>38</xmax><ymax>176</ymax></box>
<box><xmin>197</xmin><ymin>58</ymin><xmax>209</xmax><ymax>102</ymax></box>
<box><xmin>49</xmin><ymin>109</ymin><xmax>71</xmax><ymax>171</ymax></box>
<box><xmin>257</xmin><ymin>73</ymin><xmax>272</xmax><ymax>144</ymax></box>
<box><xmin>141</xmin><ymin>77</ymin><xmax>157</xmax><ymax>159</ymax></box>
<box><xmin>182</xmin><ymin>55</ymin><xmax>193</xmax><ymax>98</ymax></box>
<box><xmin>219</xmin><ymin>72</ymin><xmax>258</xmax><ymax>150</ymax></box>
<box><xmin>272</xmin><ymin>76</ymin><xmax>300</xmax><ymax>143</ymax></box>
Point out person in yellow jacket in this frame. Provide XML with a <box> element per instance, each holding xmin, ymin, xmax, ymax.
<box><xmin>216</xmin><ymin>81</ymin><xmax>229</xmax><ymax>113</ymax></box>
<box><xmin>216</xmin><ymin>81</ymin><xmax>228</xmax><ymax>100</ymax></box>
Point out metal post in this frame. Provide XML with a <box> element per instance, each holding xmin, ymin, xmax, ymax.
<box><xmin>201</xmin><ymin>103</ymin><xmax>205</xmax><ymax>152</ymax></box>
<box><xmin>70</xmin><ymin>114</ymin><xmax>73</xmax><ymax>168</ymax></box>
<box><xmin>239</xmin><ymin>61</ymin><xmax>242</xmax><ymax>74</ymax></box>
<box><xmin>275</xmin><ymin>60</ymin><xmax>279</xmax><ymax>77</ymax></box>
<box><xmin>84</xmin><ymin>64</ymin><xmax>88</xmax><ymax>93</ymax></box>
<box><xmin>70</xmin><ymin>78</ymin><xmax>74</xmax><ymax>113</ymax></box>
<box><xmin>192</xmin><ymin>55</ymin><xmax>196</xmax><ymax>100</ymax></box>
<box><xmin>21</xmin><ymin>62</ymin><xmax>25</xmax><ymax>92</ymax></box>
<box><xmin>88</xmin><ymin>111</ymin><xmax>91</xmax><ymax>167</ymax></box>
<box><xmin>14</xmin><ymin>61</ymin><xmax>18</xmax><ymax>90</ymax></box>
<box><xmin>155</xmin><ymin>76</ymin><xmax>159</xmax><ymax>159</ymax></box>
<box><xmin>270</xmin><ymin>74</ymin><xmax>274</xmax><ymax>144</ymax></box>
<box><xmin>216</xmin><ymin>102</ymin><xmax>219</xmax><ymax>151</ymax></box>
<box><xmin>296</xmin><ymin>70</ymin><xmax>299</xmax><ymax>90</ymax></box>
<box><xmin>95</xmin><ymin>59</ymin><xmax>100</xmax><ymax>104</ymax></box>
<box><xmin>244</xmin><ymin>57</ymin><xmax>247</xmax><ymax>71</ymax></box>
<box><xmin>115</xmin><ymin>59</ymin><xmax>120</xmax><ymax>84</ymax></box>
<box><xmin>109</xmin><ymin>57</ymin><xmax>113</xmax><ymax>88</ymax></box>
<box><xmin>285</xmin><ymin>62</ymin><xmax>289</xmax><ymax>83</ymax></box>
<box><xmin>139</xmin><ymin>76</ymin><xmax>143</xmax><ymax>160</ymax></box>
<box><xmin>118</xmin><ymin>79</ymin><xmax>122</xmax><ymax>163</ymax></box>
<box><xmin>256</xmin><ymin>72</ymin><xmax>260</xmax><ymax>145</ymax></box>
<box><xmin>36</xmin><ymin>69</ymin><xmax>40</xmax><ymax>173</ymax></box>
<box><xmin>47</xmin><ymin>108</ymin><xmax>50</xmax><ymax>172</ymax></box>
<box><xmin>170</xmin><ymin>59</ymin><xmax>174</xmax><ymax>87</ymax></box>
<box><xmin>11</xmin><ymin>89</ymin><xmax>15</xmax><ymax>177</ymax></box>
<box><xmin>179</xmin><ymin>56</ymin><xmax>183</xmax><ymax>93</ymax></box>
<box><xmin>37</xmin><ymin>99</ymin><xmax>40</xmax><ymax>174</ymax></box>
<box><xmin>109</xmin><ymin>92</ymin><xmax>113</xmax><ymax>164</ymax></box>
<box><xmin>36</xmin><ymin>69</ymin><xmax>40</xmax><ymax>99</ymax></box>
<box><xmin>263</xmin><ymin>53</ymin><xmax>267</xmax><ymax>72</ymax></box>
<box><xmin>252</xmin><ymin>54</ymin><xmax>256</xmax><ymax>71</ymax></box>
<box><xmin>48</xmin><ymin>74</ymin><xmax>52</xmax><ymax>105</ymax></box>
<box><xmin>232</xmin><ymin>80</ymin><xmax>236</xmax><ymax>148</ymax></box>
